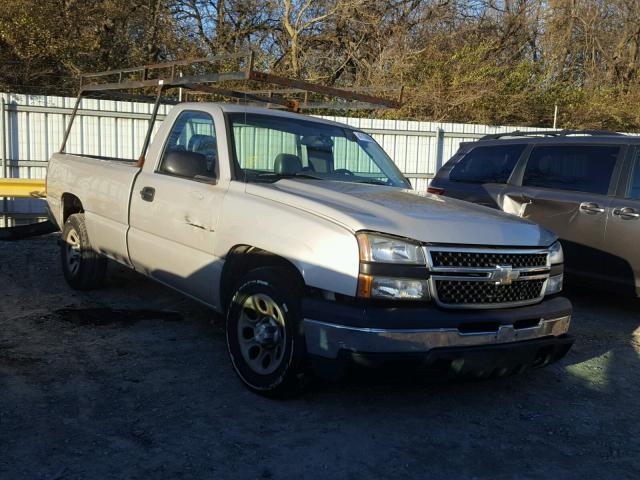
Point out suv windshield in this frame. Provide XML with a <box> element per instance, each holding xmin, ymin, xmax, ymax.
<box><xmin>228</xmin><ymin>113</ymin><xmax>410</xmax><ymax>188</ymax></box>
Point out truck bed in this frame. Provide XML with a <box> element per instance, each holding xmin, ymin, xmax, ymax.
<box><xmin>46</xmin><ymin>152</ymin><xmax>141</xmax><ymax>264</ymax></box>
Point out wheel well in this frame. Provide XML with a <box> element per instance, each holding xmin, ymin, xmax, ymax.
<box><xmin>220</xmin><ymin>245</ymin><xmax>305</xmax><ymax>311</ymax></box>
<box><xmin>61</xmin><ymin>193</ymin><xmax>83</xmax><ymax>223</ymax></box>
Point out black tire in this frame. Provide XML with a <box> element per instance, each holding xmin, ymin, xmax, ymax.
<box><xmin>226</xmin><ymin>267</ymin><xmax>307</xmax><ymax>396</ymax></box>
<box><xmin>60</xmin><ymin>213</ymin><xmax>107</xmax><ymax>290</ymax></box>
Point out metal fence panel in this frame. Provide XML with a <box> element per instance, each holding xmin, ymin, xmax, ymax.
<box><xmin>1</xmin><ymin>92</ymin><xmax>549</xmax><ymax>189</ymax></box>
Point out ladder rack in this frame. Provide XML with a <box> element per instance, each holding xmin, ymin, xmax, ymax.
<box><xmin>61</xmin><ymin>50</ymin><xmax>403</xmax><ymax>165</ymax></box>
<box><xmin>78</xmin><ymin>51</ymin><xmax>402</xmax><ymax>111</ymax></box>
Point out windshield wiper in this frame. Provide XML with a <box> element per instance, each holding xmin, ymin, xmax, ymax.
<box><xmin>354</xmin><ymin>178</ymin><xmax>388</xmax><ymax>186</ymax></box>
<box><xmin>253</xmin><ymin>172</ymin><xmax>388</xmax><ymax>184</ymax></box>
<box><xmin>290</xmin><ymin>173</ymin><xmax>323</xmax><ymax>180</ymax></box>
<box><xmin>251</xmin><ymin>172</ymin><xmax>323</xmax><ymax>183</ymax></box>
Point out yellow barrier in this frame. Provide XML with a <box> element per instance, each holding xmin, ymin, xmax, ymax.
<box><xmin>0</xmin><ymin>178</ymin><xmax>46</xmax><ymax>198</ymax></box>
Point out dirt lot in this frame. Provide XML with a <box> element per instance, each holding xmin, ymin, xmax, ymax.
<box><xmin>1</xmin><ymin>234</ymin><xmax>639</xmax><ymax>479</ymax></box>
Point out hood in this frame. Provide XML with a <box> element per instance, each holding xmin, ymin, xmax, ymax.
<box><xmin>246</xmin><ymin>180</ymin><xmax>556</xmax><ymax>247</ymax></box>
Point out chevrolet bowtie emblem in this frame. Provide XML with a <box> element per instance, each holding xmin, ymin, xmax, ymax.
<box><xmin>490</xmin><ymin>265</ymin><xmax>519</xmax><ymax>285</ymax></box>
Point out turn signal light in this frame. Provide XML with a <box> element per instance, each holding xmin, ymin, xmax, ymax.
<box><xmin>357</xmin><ymin>273</ymin><xmax>430</xmax><ymax>300</ymax></box>
<box><xmin>357</xmin><ymin>273</ymin><xmax>373</xmax><ymax>298</ymax></box>
<box><xmin>427</xmin><ymin>187</ymin><xmax>444</xmax><ymax>195</ymax></box>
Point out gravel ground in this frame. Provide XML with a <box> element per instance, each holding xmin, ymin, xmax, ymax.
<box><xmin>1</xmin><ymin>234</ymin><xmax>639</xmax><ymax>479</ymax></box>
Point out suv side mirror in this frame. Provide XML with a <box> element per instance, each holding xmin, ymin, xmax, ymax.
<box><xmin>161</xmin><ymin>150</ymin><xmax>214</xmax><ymax>180</ymax></box>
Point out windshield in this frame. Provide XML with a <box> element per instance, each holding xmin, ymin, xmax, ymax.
<box><xmin>228</xmin><ymin>113</ymin><xmax>410</xmax><ymax>188</ymax></box>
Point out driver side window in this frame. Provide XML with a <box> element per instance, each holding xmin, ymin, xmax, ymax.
<box><xmin>159</xmin><ymin>111</ymin><xmax>218</xmax><ymax>181</ymax></box>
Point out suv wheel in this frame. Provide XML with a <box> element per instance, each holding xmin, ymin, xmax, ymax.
<box><xmin>60</xmin><ymin>213</ymin><xmax>107</xmax><ymax>290</ymax></box>
<box><xmin>226</xmin><ymin>267</ymin><xmax>306</xmax><ymax>396</ymax></box>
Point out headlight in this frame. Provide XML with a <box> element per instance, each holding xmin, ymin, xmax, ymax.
<box><xmin>358</xmin><ymin>276</ymin><xmax>430</xmax><ymax>300</ymax></box>
<box><xmin>356</xmin><ymin>232</ymin><xmax>426</xmax><ymax>264</ymax></box>
<box><xmin>546</xmin><ymin>241</ymin><xmax>564</xmax><ymax>295</ymax></box>
<box><xmin>545</xmin><ymin>274</ymin><xmax>563</xmax><ymax>295</ymax></box>
<box><xmin>356</xmin><ymin>232</ymin><xmax>429</xmax><ymax>300</ymax></box>
<box><xmin>549</xmin><ymin>241</ymin><xmax>563</xmax><ymax>265</ymax></box>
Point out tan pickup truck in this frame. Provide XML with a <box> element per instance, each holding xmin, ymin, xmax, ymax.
<box><xmin>46</xmin><ymin>99</ymin><xmax>573</xmax><ymax>395</ymax></box>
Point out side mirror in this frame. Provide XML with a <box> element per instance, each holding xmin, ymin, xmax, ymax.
<box><xmin>161</xmin><ymin>150</ymin><xmax>214</xmax><ymax>179</ymax></box>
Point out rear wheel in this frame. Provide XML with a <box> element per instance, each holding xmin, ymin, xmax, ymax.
<box><xmin>60</xmin><ymin>213</ymin><xmax>107</xmax><ymax>290</ymax></box>
<box><xmin>226</xmin><ymin>267</ymin><xmax>307</xmax><ymax>396</ymax></box>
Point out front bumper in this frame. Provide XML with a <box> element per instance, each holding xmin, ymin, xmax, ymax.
<box><xmin>302</xmin><ymin>296</ymin><xmax>573</xmax><ymax>376</ymax></box>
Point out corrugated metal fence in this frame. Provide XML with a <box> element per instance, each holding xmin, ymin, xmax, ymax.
<box><xmin>0</xmin><ymin>92</ymin><xmax>546</xmax><ymax>191</ymax></box>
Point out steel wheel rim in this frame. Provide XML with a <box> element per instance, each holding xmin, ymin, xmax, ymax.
<box><xmin>237</xmin><ymin>293</ymin><xmax>287</xmax><ymax>375</ymax></box>
<box><xmin>65</xmin><ymin>229</ymin><xmax>81</xmax><ymax>276</ymax></box>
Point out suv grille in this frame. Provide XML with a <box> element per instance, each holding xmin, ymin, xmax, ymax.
<box><xmin>428</xmin><ymin>248</ymin><xmax>550</xmax><ymax>309</ymax></box>
<box><xmin>435</xmin><ymin>279</ymin><xmax>545</xmax><ymax>305</ymax></box>
<box><xmin>431</xmin><ymin>251</ymin><xmax>547</xmax><ymax>269</ymax></box>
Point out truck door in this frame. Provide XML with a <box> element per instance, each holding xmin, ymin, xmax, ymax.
<box><xmin>128</xmin><ymin>110</ymin><xmax>226</xmax><ymax>305</ymax></box>
<box><xmin>501</xmin><ymin>143</ymin><xmax>622</xmax><ymax>282</ymax></box>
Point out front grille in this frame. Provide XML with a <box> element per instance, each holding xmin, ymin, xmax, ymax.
<box><xmin>427</xmin><ymin>247</ymin><xmax>550</xmax><ymax>308</ymax></box>
<box><xmin>434</xmin><ymin>279</ymin><xmax>545</xmax><ymax>305</ymax></box>
<box><xmin>431</xmin><ymin>251</ymin><xmax>547</xmax><ymax>269</ymax></box>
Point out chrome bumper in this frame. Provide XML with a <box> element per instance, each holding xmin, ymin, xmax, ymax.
<box><xmin>304</xmin><ymin>315</ymin><xmax>571</xmax><ymax>359</ymax></box>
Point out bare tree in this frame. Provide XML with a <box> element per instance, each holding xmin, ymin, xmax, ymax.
<box><xmin>3</xmin><ymin>0</ymin><xmax>640</xmax><ymax>130</ymax></box>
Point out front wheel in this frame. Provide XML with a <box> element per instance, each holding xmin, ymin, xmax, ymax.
<box><xmin>60</xmin><ymin>213</ymin><xmax>107</xmax><ymax>290</ymax></box>
<box><xmin>226</xmin><ymin>267</ymin><xmax>307</xmax><ymax>396</ymax></box>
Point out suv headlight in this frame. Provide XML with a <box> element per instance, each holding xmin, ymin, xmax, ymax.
<box><xmin>545</xmin><ymin>241</ymin><xmax>564</xmax><ymax>295</ymax></box>
<box><xmin>356</xmin><ymin>232</ymin><xmax>429</xmax><ymax>300</ymax></box>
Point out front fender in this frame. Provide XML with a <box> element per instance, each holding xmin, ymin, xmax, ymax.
<box><xmin>215</xmin><ymin>184</ymin><xmax>360</xmax><ymax>297</ymax></box>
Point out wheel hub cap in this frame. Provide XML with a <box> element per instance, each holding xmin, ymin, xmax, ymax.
<box><xmin>254</xmin><ymin>318</ymin><xmax>281</xmax><ymax>345</ymax></box>
<box><xmin>236</xmin><ymin>293</ymin><xmax>286</xmax><ymax>375</ymax></box>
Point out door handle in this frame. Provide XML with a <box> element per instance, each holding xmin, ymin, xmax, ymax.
<box><xmin>579</xmin><ymin>202</ymin><xmax>605</xmax><ymax>214</ymax></box>
<box><xmin>613</xmin><ymin>207</ymin><xmax>640</xmax><ymax>219</ymax></box>
<box><xmin>140</xmin><ymin>186</ymin><xmax>155</xmax><ymax>202</ymax></box>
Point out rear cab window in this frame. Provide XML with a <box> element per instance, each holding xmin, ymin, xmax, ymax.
<box><xmin>449</xmin><ymin>144</ymin><xmax>526</xmax><ymax>183</ymax></box>
<box><xmin>522</xmin><ymin>145</ymin><xmax>620</xmax><ymax>195</ymax></box>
